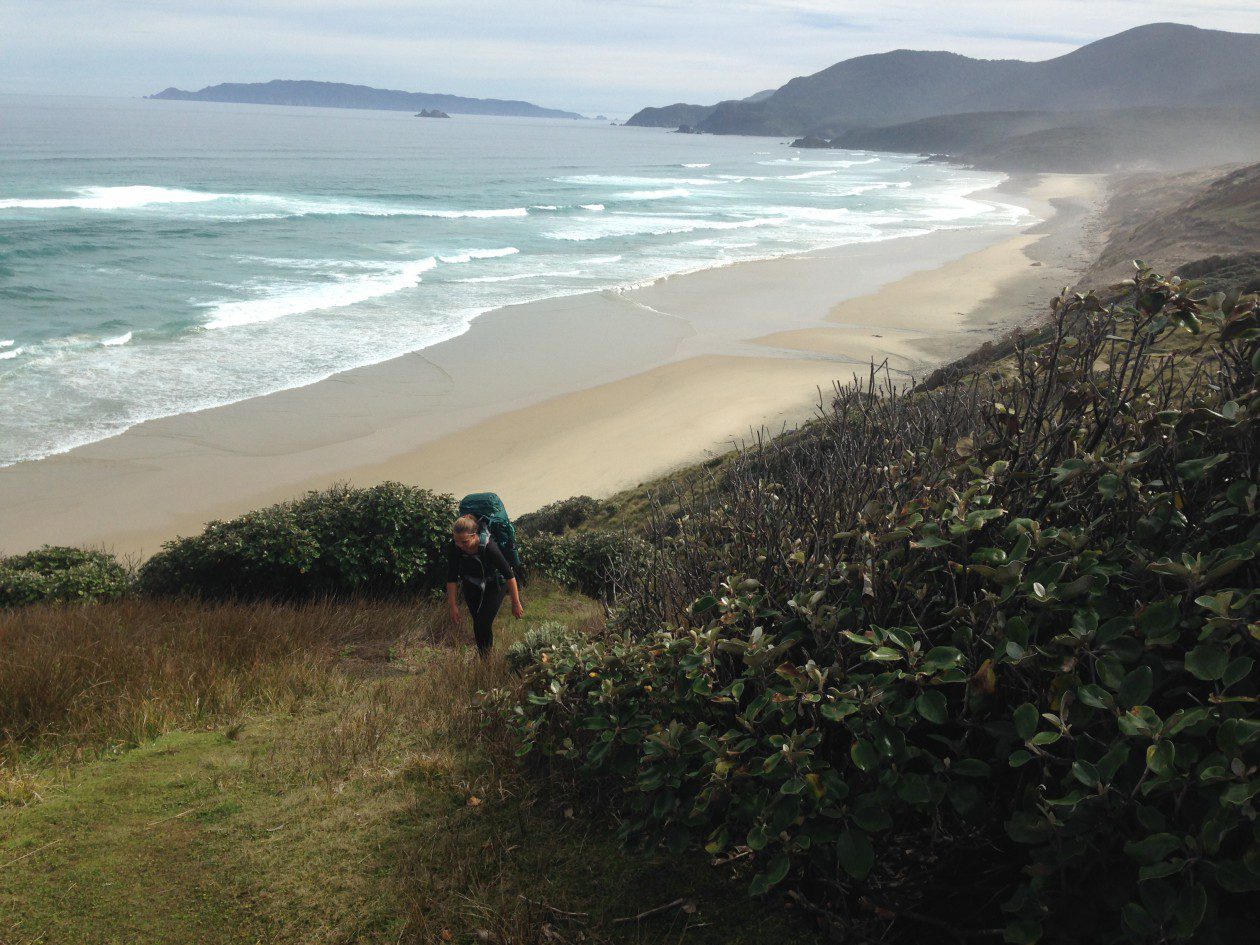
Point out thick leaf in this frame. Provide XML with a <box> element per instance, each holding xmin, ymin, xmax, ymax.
<box><xmin>1171</xmin><ymin>883</ymin><xmax>1207</xmax><ymax>938</ymax></box>
<box><xmin>916</xmin><ymin>690</ymin><xmax>948</xmax><ymax>724</ymax></box>
<box><xmin>820</xmin><ymin>701</ymin><xmax>859</xmax><ymax>722</ymax></box>
<box><xmin>1222</xmin><ymin>656</ymin><xmax>1254</xmax><ymax>689</ymax></box>
<box><xmin>922</xmin><ymin>646</ymin><xmax>963</xmax><ymax>672</ymax></box>
<box><xmin>1122</xmin><ymin>902</ymin><xmax>1159</xmax><ymax>935</ymax></box>
<box><xmin>1077</xmin><ymin>684</ymin><xmax>1113</xmax><ymax>709</ymax></box>
<box><xmin>1013</xmin><ymin>702</ymin><xmax>1039</xmax><ymax>740</ymax></box>
<box><xmin>691</xmin><ymin>595</ymin><xmax>719</xmax><ymax>615</ymax></box>
<box><xmin>850</xmin><ymin>739</ymin><xmax>879</xmax><ymax>772</ymax></box>
<box><xmin>952</xmin><ymin>758</ymin><xmax>992</xmax><ymax>778</ymax></box>
<box><xmin>1185</xmin><ymin>645</ymin><xmax>1229</xmax><ymax>681</ymax></box>
<box><xmin>1138</xmin><ymin>599</ymin><xmax>1180</xmax><ymax>640</ymax></box>
<box><xmin>1175</xmin><ymin>453</ymin><xmax>1228</xmax><ymax>481</ymax></box>
<box><xmin>1125</xmin><ymin>833</ymin><xmax>1180</xmax><ymax>865</ymax></box>
<box><xmin>837</xmin><ymin>828</ymin><xmax>874</xmax><ymax>880</ymax></box>
<box><xmin>1146</xmin><ymin>741</ymin><xmax>1176</xmax><ymax>776</ymax></box>
<box><xmin>1119</xmin><ymin>666</ymin><xmax>1154</xmax><ymax>708</ymax></box>
<box><xmin>749</xmin><ymin>852</ymin><xmax>791</xmax><ymax>895</ymax></box>
<box><xmin>1003</xmin><ymin>919</ymin><xmax>1043</xmax><ymax>945</ymax></box>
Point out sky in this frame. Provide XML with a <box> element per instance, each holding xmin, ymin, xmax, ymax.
<box><xmin>3</xmin><ymin>1</ymin><xmax>1259</xmax><ymax>117</ymax></box>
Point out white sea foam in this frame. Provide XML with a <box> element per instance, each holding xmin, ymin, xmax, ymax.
<box><xmin>368</xmin><ymin>205</ymin><xmax>528</xmax><ymax>219</ymax></box>
<box><xmin>530</xmin><ymin>205</ymin><xmax>559</xmax><ymax>211</ymax></box>
<box><xmin>757</xmin><ymin>157</ymin><xmax>878</xmax><ymax>168</ymax></box>
<box><xmin>833</xmin><ymin>183</ymin><xmax>898</xmax><ymax>196</ymax></box>
<box><xmin>222</xmin><ymin>199</ymin><xmax>528</xmax><ymax>220</ymax></box>
<box><xmin>682</xmin><ymin>163</ymin><xmax>711</xmax><ymax>168</ymax></box>
<box><xmin>0</xmin><ymin>185</ymin><xmax>532</xmax><ymax>220</ymax></box>
<box><xmin>203</xmin><ymin>257</ymin><xmax>437</xmax><ymax>330</ymax></box>
<box><xmin>453</xmin><ymin>273</ymin><xmax>545</xmax><ymax>284</ymax></box>
<box><xmin>562</xmin><ymin>175</ymin><xmax>718</xmax><ymax>187</ymax></box>
<box><xmin>580</xmin><ymin>204</ymin><xmax>605</xmax><ymax>211</ymax></box>
<box><xmin>716</xmin><ymin>169</ymin><xmax>838</xmax><ymax>183</ymax></box>
<box><xmin>0</xmin><ymin>185</ymin><xmax>222</xmax><ymax>211</ymax></box>
<box><xmin>454</xmin><ymin>269</ymin><xmax>582</xmax><ymax>283</ymax></box>
<box><xmin>762</xmin><ymin>206</ymin><xmax>857</xmax><ymax>222</ymax></box>
<box><xmin>0</xmin><ymin>348</ymin><xmax>22</xmax><ymax>360</ymax></box>
<box><xmin>781</xmin><ymin>169</ymin><xmax>841</xmax><ymax>180</ymax></box>
<box><xmin>100</xmin><ymin>331</ymin><xmax>132</xmax><ymax>346</ymax></box>
<box><xmin>437</xmin><ymin>247</ymin><xmax>520</xmax><ymax>264</ymax></box>
<box><xmin>618</xmin><ymin>187</ymin><xmax>691</xmax><ymax>200</ymax></box>
<box><xmin>241</xmin><ymin>194</ymin><xmax>529</xmax><ymax>220</ymax></box>
<box><xmin>547</xmin><ymin>216</ymin><xmax>787</xmax><ymax>242</ymax></box>
<box><xmin>0</xmin><ymin>340</ymin><xmax>13</xmax><ymax>347</ymax></box>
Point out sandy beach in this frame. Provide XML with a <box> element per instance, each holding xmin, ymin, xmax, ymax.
<box><xmin>0</xmin><ymin>172</ymin><xmax>1106</xmax><ymax>558</ymax></box>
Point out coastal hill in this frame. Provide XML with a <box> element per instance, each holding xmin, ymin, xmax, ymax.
<box><xmin>1081</xmin><ymin>160</ymin><xmax>1260</xmax><ymax>285</ymax></box>
<box><xmin>629</xmin><ymin>87</ymin><xmax>776</xmax><ymax>130</ymax></box>
<box><xmin>148</xmin><ymin>79</ymin><xmax>583</xmax><ymax>119</ymax></box>
<box><xmin>626</xmin><ymin>23</ymin><xmax>1260</xmax><ymax>137</ymax></box>
<box><xmin>831</xmin><ymin>105</ymin><xmax>1260</xmax><ymax>173</ymax></box>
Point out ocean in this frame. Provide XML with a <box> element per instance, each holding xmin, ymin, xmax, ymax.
<box><xmin>0</xmin><ymin>94</ymin><xmax>1025</xmax><ymax>466</ymax></box>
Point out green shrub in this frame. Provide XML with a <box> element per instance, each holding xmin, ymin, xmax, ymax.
<box><xmin>504</xmin><ymin>621</ymin><xmax>581</xmax><ymax>675</ymax></box>
<box><xmin>0</xmin><ymin>546</ymin><xmax>131</xmax><ymax>606</ymax></box>
<box><xmin>503</xmin><ymin>269</ymin><xmax>1259</xmax><ymax>944</ymax></box>
<box><xmin>518</xmin><ymin>529</ymin><xmax>645</xmax><ymax>599</ymax></box>
<box><xmin>515</xmin><ymin>495</ymin><xmax>606</xmax><ymax>535</ymax></box>
<box><xmin>138</xmin><ymin>482</ymin><xmax>455</xmax><ymax>600</ymax></box>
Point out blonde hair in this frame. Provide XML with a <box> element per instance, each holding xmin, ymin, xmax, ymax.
<box><xmin>452</xmin><ymin>514</ymin><xmax>479</xmax><ymax>536</ymax></box>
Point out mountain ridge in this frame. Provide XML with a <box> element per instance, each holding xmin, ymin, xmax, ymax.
<box><xmin>626</xmin><ymin>23</ymin><xmax>1260</xmax><ymax>136</ymax></box>
<box><xmin>148</xmin><ymin>79</ymin><xmax>583</xmax><ymax>120</ymax></box>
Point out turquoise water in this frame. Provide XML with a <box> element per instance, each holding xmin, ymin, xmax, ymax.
<box><xmin>0</xmin><ymin>94</ymin><xmax>1024</xmax><ymax>465</ymax></box>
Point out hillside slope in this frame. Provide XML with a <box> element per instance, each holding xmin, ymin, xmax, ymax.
<box><xmin>832</xmin><ymin>106</ymin><xmax>1260</xmax><ymax>173</ymax></box>
<box><xmin>627</xmin><ymin>23</ymin><xmax>1260</xmax><ymax>136</ymax></box>
<box><xmin>1082</xmin><ymin>161</ymin><xmax>1260</xmax><ymax>285</ymax></box>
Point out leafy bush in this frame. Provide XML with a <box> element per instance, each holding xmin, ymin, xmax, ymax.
<box><xmin>518</xmin><ymin>530</ymin><xmax>645</xmax><ymax>600</ymax></box>
<box><xmin>138</xmin><ymin>482</ymin><xmax>455</xmax><ymax>600</ymax></box>
<box><xmin>515</xmin><ymin>495</ymin><xmax>606</xmax><ymax>536</ymax></box>
<box><xmin>503</xmin><ymin>269</ymin><xmax>1259</xmax><ymax>944</ymax></box>
<box><xmin>504</xmin><ymin>621</ymin><xmax>581</xmax><ymax>675</ymax></box>
<box><xmin>0</xmin><ymin>546</ymin><xmax>131</xmax><ymax>607</ymax></box>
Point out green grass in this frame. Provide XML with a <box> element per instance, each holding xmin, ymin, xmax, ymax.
<box><xmin>0</xmin><ymin>586</ymin><xmax>822</xmax><ymax>945</ymax></box>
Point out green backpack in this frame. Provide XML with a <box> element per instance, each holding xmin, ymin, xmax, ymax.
<box><xmin>458</xmin><ymin>492</ymin><xmax>522</xmax><ymax>569</ymax></box>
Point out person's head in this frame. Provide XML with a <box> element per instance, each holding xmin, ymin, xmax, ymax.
<box><xmin>452</xmin><ymin>514</ymin><xmax>481</xmax><ymax>554</ymax></box>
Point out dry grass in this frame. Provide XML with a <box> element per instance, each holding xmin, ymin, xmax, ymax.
<box><xmin>0</xmin><ymin>595</ymin><xmax>468</xmax><ymax>801</ymax></box>
<box><xmin>0</xmin><ymin>587</ymin><xmax>819</xmax><ymax>944</ymax></box>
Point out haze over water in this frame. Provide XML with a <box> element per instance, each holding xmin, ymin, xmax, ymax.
<box><xmin>0</xmin><ymin>94</ymin><xmax>1025</xmax><ymax>466</ymax></box>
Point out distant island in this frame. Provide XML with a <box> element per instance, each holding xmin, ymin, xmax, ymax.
<box><xmin>148</xmin><ymin>79</ymin><xmax>583</xmax><ymax>119</ymax></box>
<box><xmin>626</xmin><ymin>22</ymin><xmax>1260</xmax><ymax>172</ymax></box>
<box><xmin>414</xmin><ymin>109</ymin><xmax>450</xmax><ymax>119</ymax></box>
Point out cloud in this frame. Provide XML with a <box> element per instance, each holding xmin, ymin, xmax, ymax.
<box><xmin>1</xmin><ymin>1</ymin><xmax>1257</xmax><ymax>115</ymax></box>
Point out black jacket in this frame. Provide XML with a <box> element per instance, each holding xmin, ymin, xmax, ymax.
<box><xmin>445</xmin><ymin>538</ymin><xmax>515</xmax><ymax>589</ymax></box>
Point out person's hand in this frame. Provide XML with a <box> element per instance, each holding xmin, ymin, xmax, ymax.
<box><xmin>449</xmin><ymin>606</ymin><xmax>463</xmax><ymax>627</ymax></box>
<box><xmin>512</xmin><ymin>600</ymin><xmax>525</xmax><ymax>619</ymax></box>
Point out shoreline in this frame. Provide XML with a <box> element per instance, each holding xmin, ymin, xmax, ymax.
<box><xmin>0</xmin><ymin>172</ymin><xmax>1107</xmax><ymax>558</ymax></box>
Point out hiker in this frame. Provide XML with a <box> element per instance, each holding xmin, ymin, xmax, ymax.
<box><xmin>446</xmin><ymin>513</ymin><xmax>524</xmax><ymax>655</ymax></box>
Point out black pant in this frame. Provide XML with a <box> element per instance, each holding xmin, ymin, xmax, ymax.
<box><xmin>463</xmin><ymin>579</ymin><xmax>505</xmax><ymax>655</ymax></box>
